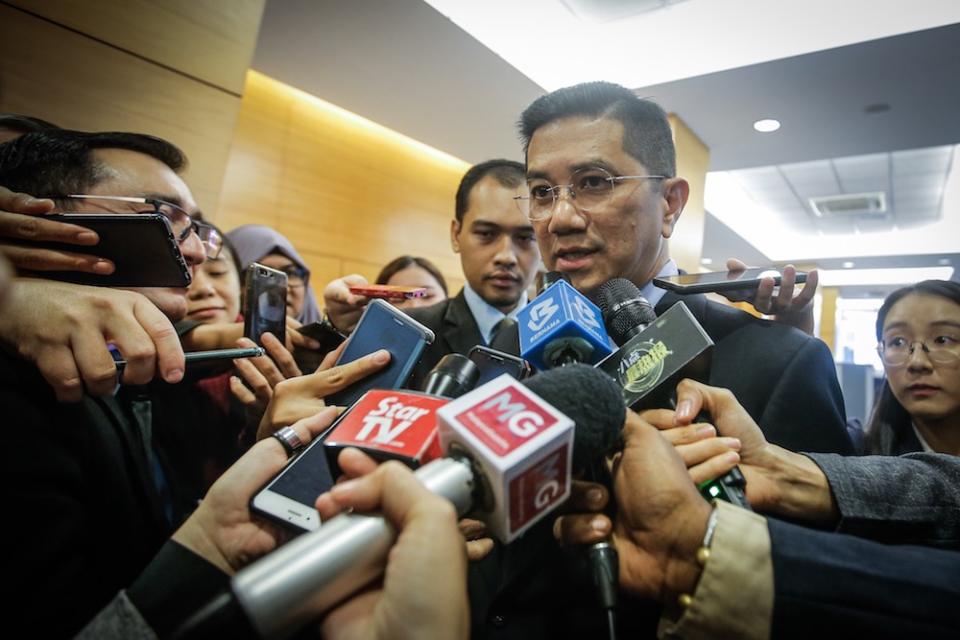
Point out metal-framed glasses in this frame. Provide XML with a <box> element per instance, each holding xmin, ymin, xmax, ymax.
<box><xmin>877</xmin><ymin>336</ymin><xmax>960</xmax><ymax>367</ymax></box>
<box><xmin>59</xmin><ymin>194</ymin><xmax>223</xmax><ymax>259</ymax></box>
<box><xmin>514</xmin><ymin>166</ymin><xmax>666</xmax><ymax>221</ymax></box>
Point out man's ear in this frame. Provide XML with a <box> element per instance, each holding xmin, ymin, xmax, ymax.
<box><xmin>660</xmin><ymin>178</ymin><xmax>689</xmax><ymax>239</ymax></box>
<box><xmin>450</xmin><ymin>218</ymin><xmax>462</xmax><ymax>253</ymax></box>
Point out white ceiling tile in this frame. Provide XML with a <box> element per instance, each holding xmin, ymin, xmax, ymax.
<box><xmin>892</xmin><ymin>146</ymin><xmax>954</xmax><ymax>176</ymax></box>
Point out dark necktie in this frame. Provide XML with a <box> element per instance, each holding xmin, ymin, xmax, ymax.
<box><xmin>489</xmin><ymin>317</ymin><xmax>517</xmax><ymax>353</ymax></box>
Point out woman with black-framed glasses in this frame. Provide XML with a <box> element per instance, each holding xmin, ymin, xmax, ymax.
<box><xmin>866</xmin><ymin>279</ymin><xmax>960</xmax><ymax>455</ymax></box>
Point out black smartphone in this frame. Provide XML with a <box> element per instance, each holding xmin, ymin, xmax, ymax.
<box><xmin>468</xmin><ymin>345</ymin><xmax>532</xmax><ymax>386</ymax></box>
<box><xmin>19</xmin><ymin>213</ymin><xmax>191</xmax><ymax>287</ymax></box>
<box><xmin>653</xmin><ymin>268</ymin><xmax>807</xmax><ymax>295</ymax></box>
<box><xmin>250</xmin><ymin>436</ymin><xmax>336</xmax><ymax>532</ymax></box>
<box><xmin>325</xmin><ymin>299</ymin><xmax>434</xmax><ymax>407</ymax></box>
<box><xmin>297</xmin><ymin>320</ymin><xmax>347</xmax><ymax>354</ymax></box>
<box><xmin>243</xmin><ymin>263</ymin><xmax>288</xmax><ymax>347</ymax></box>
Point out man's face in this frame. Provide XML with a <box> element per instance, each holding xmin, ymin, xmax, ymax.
<box><xmin>79</xmin><ymin>148</ymin><xmax>206</xmax><ymax>321</ymax></box>
<box><xmin>451</xmin><ymin>175</ymin><xmax>540</xmax><ymax>312</ymax></box>
<box><xmin>525</xmin><ymin>116</ymin><xmax>687</xmax><ymax>296</ymax></box>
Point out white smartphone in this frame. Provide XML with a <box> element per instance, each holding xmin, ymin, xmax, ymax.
<box><xmin>250</xmin><ymin>437</ymin><xmax>335</xmax><ymax>532</ymax></box>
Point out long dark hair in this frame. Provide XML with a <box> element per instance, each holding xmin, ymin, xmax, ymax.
<box><xmin>865</xmin><ymin>279</ymin><xmax>960</xmax><ymax>454</ymax></box>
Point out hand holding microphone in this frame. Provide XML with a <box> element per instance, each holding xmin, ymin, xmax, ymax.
<box><xmin>174</xmin><ymin>365</ymin><xmax>625</xmax><ymax>639</ymax></box>
<box><xmin>317</xmin><ymin>456</ymin><xmax>470</xmax><ymax>640</ymax></box>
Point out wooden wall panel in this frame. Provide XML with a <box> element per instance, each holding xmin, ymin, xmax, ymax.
<box><xmin>668</xmin><ymin>114</ymin><xmax>710</xmax><ymax>273</ymax></box>
<box><xmin>0</xmin><ymin>2</ymin><xmax>264</xmax><ymax>217</ymax></box>
<box><xmin>6</xmin><ymin>0</ymin><xmax>263</xmax><ymax>94</ymax></box>
<box><xmin>216</xmin><ymin>71</ymin><xmax>471</xmax><ymax>296</ymax></box>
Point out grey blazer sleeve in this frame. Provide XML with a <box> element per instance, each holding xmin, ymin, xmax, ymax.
<box><xmin>806</xmin><ymin>452</ymin><xmax>960</xmax><ymax>547</ymax></box>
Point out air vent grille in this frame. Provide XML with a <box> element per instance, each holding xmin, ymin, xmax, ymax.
<box><xmin>809</xmin><ymin>192</ymin><xmax>887</xmax><ymax>219</ymax></box>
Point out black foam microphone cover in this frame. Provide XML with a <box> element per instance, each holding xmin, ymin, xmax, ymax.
<box><xmin>524</xmin><ymin>363</ymin><xmax>625</xmax><ymax>473</ymax></box>
<box><xmin>592</xmin><ymin>278</ymin><xmax>657</xmax><ymax>344</ymax></box>
<box><xmin>422</xmin><ymin>353</ymin><xmax>480</xmax><ymax>398</ymax></box>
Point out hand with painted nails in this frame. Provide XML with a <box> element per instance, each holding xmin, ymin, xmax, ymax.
<box><xmin>0</xmin><ymin>186</ymin><xmax>115</xmax><ymax>276</ymax></box>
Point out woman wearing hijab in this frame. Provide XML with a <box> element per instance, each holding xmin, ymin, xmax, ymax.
<box><xmin>226</xmin><ymin>224</ymin><xmax>322</xmax><ymax>324</ymax></box>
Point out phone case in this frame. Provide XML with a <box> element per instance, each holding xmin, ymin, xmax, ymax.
<box><xmin>349</xmin><ymin>284</ymin><xmax>428</xmax><ymax>300</ymax></box>
<box><xmin>325</xmin><ymin>299</ymin><xmax>435</xmax><ymax>406</ymax></box>
<box><xmin>243</xmin><ymin>264</ymin><xmax>288</xmax><ymax>346</ymax></box>
<box><xmin>22</xmin><ymin>213</ymin><xmax>191</xmax><ymax>287</ymax></box>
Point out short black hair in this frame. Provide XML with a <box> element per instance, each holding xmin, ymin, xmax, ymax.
<box><xmin>454</xmin><ymin>159</ymin><xmax>525</xmax><ymax>223</ymax></box>
<box><xmin>519</xmin><ymin>81</ymin><xmax>676</xmax><ymax>177</ymax></box>
<box><xmin>0</xmin><ymin>113</ymin><xmax>60</xmax><ymax>135</ymax></box>
<box><xmin>376</xmin><ymin>255</ymin><xmax>448</xmax><ymax>296</ymax></box>
<box><xmin>0</xmin><ymin>129</ymin><xmax>186</xmax><ymax>200</ymax></box>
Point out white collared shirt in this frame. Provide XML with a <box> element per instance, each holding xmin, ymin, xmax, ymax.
<box><xmin>462</xmin><ymin>283</ymin><xmax>528</xmax><ymax>345</ymax></box>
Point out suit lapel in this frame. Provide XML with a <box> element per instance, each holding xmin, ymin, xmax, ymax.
<box><xmin>442</xmin><ymin>291</ymin><xmax>485</xmax><ymax>356</ymax></box>
<box><xmin>655</xmin><ymin>290</ymin><xmax>709</xmax><ymax>323</ymax></box>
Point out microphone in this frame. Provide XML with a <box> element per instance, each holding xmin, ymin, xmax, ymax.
<box><xmin>593</xmin><ymin>278</ymin><xmax>749</xmax><ymax>510</ymax></box>
<box><xmin>518</xmin><ymin>276</ymin><xmax>613</xmax><ymax>371</ymax></box>
<box><xmin>174</xmin><ymin>365</ymin><xmax>624</xmax><ymax>640</ymax></box>
<box><xmin>592</xmin><ymin>278</ymin><xmax>713</xmax><ymax>411</ymax></box>
<box><xmin>322</xmin><ymin>354</ymin><xmax>480</xmax><ymax>469</ymax></box>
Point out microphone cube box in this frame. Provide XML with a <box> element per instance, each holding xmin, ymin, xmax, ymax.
<box><xmin>436</xmin><ymin>375</ymin><xmax>574</xmax><ymax>543</ymax></box>
<box><xmin>323</xmin><ymin>389</ymin><xmax>449</xmax><ymax>473</ymax></box>
<box><xmin>518</xmin><ymin>280</ymin><xmax>612</xmax><ymax>371</ymax></box>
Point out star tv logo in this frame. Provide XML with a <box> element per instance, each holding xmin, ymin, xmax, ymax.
<box><xmin>527</xmin><ymin>297</ymin><xmax>559</xmax><ymax>331</ymax></box>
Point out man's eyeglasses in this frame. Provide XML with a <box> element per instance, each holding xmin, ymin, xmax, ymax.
<box><xmin>877</xmin><ymin>336</ymin><xmax>960</xmax><ymax>367</ymax></box>
<box><xmin>58</xmin><ymin>194</ymin><xmax>223</xmax><ymax>259</ymax></box>
<box><xmin>514</xmin><ymin>166</ymin><xmax>666</xmax><ymax>221</ymax></box>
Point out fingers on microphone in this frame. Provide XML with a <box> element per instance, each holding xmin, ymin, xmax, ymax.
<box><xmin>689</xmin><ymin>450</ymin><xmax>741</xmax><ymax>486</ymax></box>
<box><xmin>337</xmin><ymin>447</ymin><xmax>380</xmax><ymax>479</ymax></box>
<box><xmin>553</xmin><ymin>513</ymin><xmax>611</xmax><ymax>546</ymax></box>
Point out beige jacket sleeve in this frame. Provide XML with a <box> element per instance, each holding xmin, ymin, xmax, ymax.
<box><xmin>657</xmin><ymin>501</ymin><xmax>774</xmax><ymax>640</ymax></box>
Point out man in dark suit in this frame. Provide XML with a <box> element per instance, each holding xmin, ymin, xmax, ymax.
<box><xmin>465</xmin><ymin>82</ymin><xmax>852</xmax><ymax>640</ymax></box>
<box><xmin>518</xmin><ymin>81</ymin><xmax>850</xmax><ymax>454</ymax></box>
<box><xmin>325</xmin><ymin>159</ymin><xmax>541</xmax><ymax>389</ymax></box>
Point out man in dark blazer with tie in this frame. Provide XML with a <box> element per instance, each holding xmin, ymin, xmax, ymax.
<box><xmin>325</xmin><ymin>159</ymin><xmax>541</xmax><ymax>390</ymax></box>
<box><xmin>463</xmin><ymin>82</ymin><xmax>853</xmax><ymax>640</ymax></box>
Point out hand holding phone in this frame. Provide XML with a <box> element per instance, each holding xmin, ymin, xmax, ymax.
<box><xmin>325</xmin><ymin>299</ymin><xmax>434</xmax><ymax>407</ymax></box>
<box><xmin>653</xmin><ymin>266</ymin><xmax>807</xmax><ymax>295</ymax></box>
<box><xmin>13</xmin><ymin>213</ymin><xmax>190</xmax><ymax>287</ymax></box>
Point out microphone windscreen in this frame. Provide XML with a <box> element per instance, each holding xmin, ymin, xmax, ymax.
<box><xmin>592</xmin><ymin>278</ymin><xmax>656</xmax><ymax>344</ymax></box>
<box><xmin>540</xmin><ymin>270</ymin><xmax>570</xmax><ymax>293</ymax></box>
<box><xmin>422</xmin><ymin>353</ymin><xmax>480</xmax><ymax>398</ymax></box>
<box><xmin>524</xmin><ymin>364</ymin><xmax>625</xmax><ymax>472</ymax></box>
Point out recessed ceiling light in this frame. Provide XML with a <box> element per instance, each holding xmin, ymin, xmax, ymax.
<box><xmin>700</xmin><ymin>257</ymin><xmax>713</xmax><ymax>265</ymax></box>
<box><xmin>939</xmin><ymin>258</ymin><xmax>951</xmax><ymax>265</ymax></box>
<box><xmin>864</xmin><ymin>102</ymin><xmax>891</xmax><ymax>114</ymax></box>
<box><xmin>842</xmin><ymin>261</ymin><xmax>855</xmax><ymax>269</ymax></box>
<box><xmin>753</xmin><ymin>118</ymin><xmax>780</xmax><ymax>133</ymax></box>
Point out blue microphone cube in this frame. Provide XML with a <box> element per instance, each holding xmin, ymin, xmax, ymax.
<box><xmin>518</xmin><ymin>280</ymin><xmax>612</xmax><ymax>371</ymax></box>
